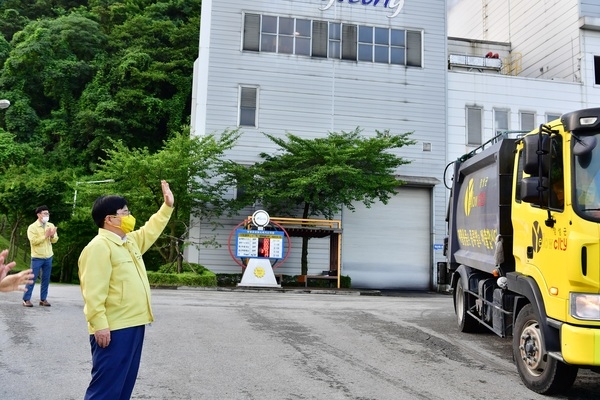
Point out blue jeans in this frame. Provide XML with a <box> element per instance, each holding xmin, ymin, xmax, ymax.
<box><xmin>23</xmin><ymin>257</ymin><xmax>52</xmax><ymax>301</ymax></box>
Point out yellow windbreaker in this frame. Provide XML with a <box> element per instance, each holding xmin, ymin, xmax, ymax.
<box><xmin>27</xmin><ymin>220</ymin><xmax>58</xmax><ymax>258</ymax></box>
<box><xmin>78</xmin><ymin>203</ymin><xmax>173</xmax><ymax>334</ymax></box>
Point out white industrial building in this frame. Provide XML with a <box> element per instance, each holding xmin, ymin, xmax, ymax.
<box><xmin>447</xmin><ymin>0</ymin><xmax>600</xmax><ymax>164</ymax></box>
<box><xmin>187</xmin><ymin>0</ymin><xmax>600</xmax><ymax>290</ymax></box>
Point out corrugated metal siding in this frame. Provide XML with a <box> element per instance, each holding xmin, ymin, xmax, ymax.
<box><xmin>509</xmin><ymin>1</ymin><xmax>580</xmax><ymax>81</ymax></box>
<box><xmin>581</xmin><ymin>0</ymin><xmax>600</xmax><ymax>17</ymax></box>
<box><xmin>189</xmin><ymin>0</ymin><xmax>448</xmax><ymax>286</ymax></box>
<box><xmin>447</xmin><ymin>0</ymin><xmax>486</xmax><ymax>40</ymax></box>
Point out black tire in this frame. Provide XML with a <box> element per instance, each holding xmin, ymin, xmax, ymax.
<box><xmin>513</xmin><ymin>304</ymin><xmax>578</xmax><ymax>394</ymax></box>
<box><xmin>453</xmin><ymin>278</ymin><xmax>479</xmax><ymax>333</ymax></box>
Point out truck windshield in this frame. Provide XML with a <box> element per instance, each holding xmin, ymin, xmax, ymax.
<box><xmin>574</xmin><ymin>133</ymin><xmax>600</xmax><ymax>219</ymax></box>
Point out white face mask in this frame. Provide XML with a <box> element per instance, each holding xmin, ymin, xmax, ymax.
<box><xmin>41</xmin><ymin>216</ymin><xmax>49</xmax><ymax>223</ymax></box>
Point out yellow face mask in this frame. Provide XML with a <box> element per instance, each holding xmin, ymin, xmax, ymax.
<box><xmin>119</xmin><ymin>214</ymin><xmax>136</xmax><ymax>234</ymax></box>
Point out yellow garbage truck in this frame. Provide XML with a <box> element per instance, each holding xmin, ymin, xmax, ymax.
<box><xmin>444</xmin><ymin>107</ymin><xmax>600</xmax><ymax>394</ymax></box>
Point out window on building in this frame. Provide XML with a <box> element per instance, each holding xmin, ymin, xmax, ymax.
<box><xmin>243</xmin><ymin>14</ymin><xmax>260</xmax><ymax>51</ymax></box>
<box><xmin>312</xmin><ymin>21</ymin><xmax>328</xmax><ymax>57</ymax></box>
<box><xmin>390</xmin><ymin>29</ymin><xmax>405</xmax><ymax>64</ymax></box>
<box><xmin>295</xmin><ymin>19</ymin><xmax>311</xmax><ymax>56</ymax></box>
<box><xmin>406</xmin><ymin>31</ymin><xmax>422</xmax><ymax>67</ymax></box>
<box><xmin>239</xmin><ymin>86</ymin><xmax>258</xmax><ymax>127</ymax></box>
<box><xmin>546</xmin><ymin>113</ymin><xmax>561</xmax><ymax>122</ymax></box>
<box><xmin>261</xmin><ymin>15</ymin><xmax>277</xmax><ymax>52</ymax></box>
<box><xmin>595</xmin><ymin>56</ymin><xmax>600</xmax><ymax>85</ymax></box>
<box><xmin>278</xmin><ymin>17</ymin><xmax>294</xmax><ymax>54</ymax></box>
<box><xmin>374</xmin><ymin>27</ymin><xmax>389</xmax><ymax>63</ymax></box>
<box><xmin>358</xmin><ymin>26</ymin><xmax>373</xmax><ymax>62</ymax></box>
<box><xmin>242</xmin><ymin>14</ymin><xmax>422</xmax><ymax>67</ymax></box>
<box><xmin>493</xmin><ymin>109</ymin><xmax>509</xmax><ymax>135</ymax></box>
<box><xmin>341</xmin><ymin>24</ymin><xmax>357</xmax><ymax>61</ymax></box>
<box><xmin>329</xmin><ymin>23</ymin><xmax>341</xmax><ymax>59</ymax></box>
<box><xmin>520</xmin><ymin>111</ymin><xmax>535</xmax><ymax>131</ymax></box>
<box><xmin>277</xmin><ymin>17</ymin><xmax>311</xmax><ymax>55</ymax></box>
<box><xmin>467</xmin><ymin>106</ymin><xmax>483</xmax><ymax>146</ymax></box>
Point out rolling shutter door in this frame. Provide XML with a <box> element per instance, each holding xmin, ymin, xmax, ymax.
<box><xmin>342</xmin><ymin>187</ymin><xmax>431</xmax><ymax>290</ymax></box>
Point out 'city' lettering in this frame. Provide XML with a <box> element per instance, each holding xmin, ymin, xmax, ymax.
<box><xmin>554</xmin><ymin>237</ymin><xmax>568</xmax><ymax>251</ymax></box>
<box><xmin>320</xmin><ymin>0</ymin><xmax>406</xmax><ymax>18</ymax></box>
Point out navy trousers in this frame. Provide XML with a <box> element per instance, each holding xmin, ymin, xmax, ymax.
<box><xmin>85</xmin><ymin>325</ymin><xmax>146</xmax><ymax>400</ymax></box>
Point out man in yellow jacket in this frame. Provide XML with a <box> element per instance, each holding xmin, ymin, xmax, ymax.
<box><xmin>78</xmin><ymin>180</ymin><xmax>174</xmax><ymax>400</ymax></box>
<box><xmin>23</xmin><ymin>205</ymin><xmax>58</xmax><ymax>307</ymax></box>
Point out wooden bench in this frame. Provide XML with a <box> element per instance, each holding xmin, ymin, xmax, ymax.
<box><xmin>298</xmin><ymin>274</ymin><xmax>338</xmax><ymax>288</ymax></box>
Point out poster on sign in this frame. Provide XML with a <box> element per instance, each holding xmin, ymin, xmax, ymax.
<box><xmin>235</xmin><ymin>229</ymin><xmax>284</xmax><ymax>259</ymax></box>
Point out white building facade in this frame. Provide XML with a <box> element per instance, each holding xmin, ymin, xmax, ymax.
<box><xmin>189</xmin><ymin>0</ymin><xmax>600</xmax><ymax>290</ymax></box>
<box><xmin>189</xmin><ymin>0</ymin><xmax>448</xmax><ymax>290</ymax></box>
<box><xmin>447</xmin><ymin>0</ymin><xmax>600</xmax><ymax>164</ymax></box>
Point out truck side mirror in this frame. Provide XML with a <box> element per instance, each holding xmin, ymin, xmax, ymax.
<box><xmin>523</xmin><ymin>134</ymin><xmax>551</xmax><ymax>176</ymax></box>
<box><xmin>573</xmin><ymin>135</ymin><xmax>597</xmax><ymax>159</ymax></box>
<box><xmin>521</xmin><ymin>176</ymin><xmax>549</xmax><ymax>205</ymax></box>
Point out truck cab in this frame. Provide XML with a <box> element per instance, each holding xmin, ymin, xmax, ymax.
<box><xmin>445</xmin><ymin>108</ymin><xmax>600</xmax><ymax>394</ymax></box>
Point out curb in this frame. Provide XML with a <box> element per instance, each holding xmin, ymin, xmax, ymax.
<box><xmin>171</xmin><ymin>286</ymin><xmax>381</xmax><ymax>296</ymax></box>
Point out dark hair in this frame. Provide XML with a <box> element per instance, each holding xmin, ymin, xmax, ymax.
<box><xmin>35</xmin><ymin>205</ymin><xmax>49</xmax><ymax>215</ymax></box>
<box><xmin>91</xmin><ymin>195</ymin><xmax>128</xmax><ymax>228</ymax></box>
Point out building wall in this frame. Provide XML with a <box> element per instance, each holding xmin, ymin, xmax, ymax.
<box><xmin>447</xmin><ymin>0</ymin><xmax>488</xmax><ymax>40</ymax></box>
<box><xmin>581</xmin><ymin>0</ymin><xmax>600</xmax><ymax>17</ymax></box>
<box><xmin>581</xmin><ymin>26</ymin><xmax>600</xmax><ymax>90</ymax></box>
<box><xmin>448</xmin><ymin>0</ymin><xmax>580</xmax><ymax>82</ymax></box>
<box><xmin>447</xmin><ymin>71</ymin><xmax>586</xmax><ymax>166</ymax></box>
<box><xmin>189</xmin><ymin>0</ymin><xmax>449</xmax><ymax>283</ymax></box>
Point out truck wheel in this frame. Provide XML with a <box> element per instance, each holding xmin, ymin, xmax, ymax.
<box><xmin>454</xmin><ymin>278</ymin><xmax>479</xmax><ymax>332</ymax></box>
<box><xmin>513</xmin><ymin>304</ymin><xmax>578</xmax><ymax>394</ymax></box>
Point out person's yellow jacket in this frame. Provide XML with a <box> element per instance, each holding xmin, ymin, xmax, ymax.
<box><xmin>78</xmin><ymin>203</ymin><xmax>173</xmax><ymax>334</ymax></box>
<box><xmin>27</xmin><ymin>220</ymin><xmax>58</xmax><ymax>258</ymax></box>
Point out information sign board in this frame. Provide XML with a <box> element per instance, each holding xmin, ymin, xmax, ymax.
<box><xmin>235</xmin><ymin>229</ymin><xmax>284</xmax><ymax>259</ymax></box>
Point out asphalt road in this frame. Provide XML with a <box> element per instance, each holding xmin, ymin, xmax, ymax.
<box><xmin>1</xmin><ymin>285</ymin><xmax>599</xmax><ymax>399</ymax></box>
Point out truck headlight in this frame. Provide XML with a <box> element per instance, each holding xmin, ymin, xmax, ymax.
<box><xmin>570</xmin><ymin>293</ymin><xmax>600</xmax><ymax>320</ymax></box>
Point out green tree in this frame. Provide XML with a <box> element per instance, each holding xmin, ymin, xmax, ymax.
<box><xmin>79</xmin><ymin>127</ymin><xmax>244</xmax><ymax>272</ymax></box>
<box><xmin>250</xmin><ymin>128</ymin><xmax>416</xmax><ymax>275</ymax></box>
<box><xmin>0</xmin><ymin>165</ymin><xmax>72</xmax><ymax>267</ymax></box>
<box><xmin>0</xmin><ymin>12</ymin><xmax>107</xmax><ymax>161</ymax></box>
<box><xmin>0</xmin><ymin>1</ymin><xmax>201</xmax><ymax>172</ymax></box>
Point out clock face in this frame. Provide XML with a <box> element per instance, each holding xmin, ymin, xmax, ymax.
<box><xmin>252</xmin><ymin>210</ymin><xmax>270</xmax><ymax>227</ymax></box>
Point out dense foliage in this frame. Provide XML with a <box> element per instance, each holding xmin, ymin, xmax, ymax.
<box><xmin>0</xmin><ymin>0</ymin><xmax>202</xmax><ymax>280</ymax></box>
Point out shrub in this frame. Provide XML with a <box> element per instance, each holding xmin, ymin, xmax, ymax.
<box><xmin>217</xmin><ymin>273</ymin><xmax>243</xmax><ymax>287</ymax></box>
<box><xmin>157</xmin><ymin>261</ymin><xmax>209</xmax><ymax>274</ymax></box>
<box><xmin>147</xmin><ymin>270</ymin><xmax>217</xmax><ymax>287</ymax></box>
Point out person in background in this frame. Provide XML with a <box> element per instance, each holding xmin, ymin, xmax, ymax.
<box><xmin>0</xmin><ymin>249</ymin><xmax>34</xmax><ymax>293</ymax></box>
<box><xmin>78</xmin><ymin>180</ymin><xmax>174</xmax><ymax>400</ymax></box>
<box><xmin>23</xmin><ymin>205</ymin><xmax>58</xmax><ymax>307</ymax></box>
